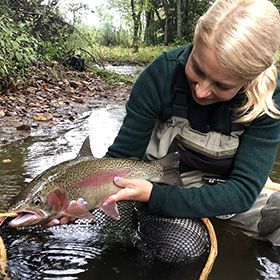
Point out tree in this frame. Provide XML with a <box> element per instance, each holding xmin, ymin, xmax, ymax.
<box><xmin>131</xmin><ymin>0</ymin><xmax>144</xmax><ymax>52</ymax></box>
<box><xmin>66</xmin><ymin>0</ymin><xmax>89</xmax><ymax>25</ymax></box>
<box><xmin>177</xmin><ymin>0</ymin><xmax>182</xmax><ymax>41</ymax></box>
<box><xmin>107</xmin><ymin>0</ymin><xmax>146</xmax><ymax>51</ymax></box>
<box><xmin>104</xmin><ymin>0</ymin><xmax>211</xmax><ymax>46</ymax></box>
<box><xmin>163</xmin><ymin>0</ymin><xmax>169</xmax><ymax>45</ymax></box>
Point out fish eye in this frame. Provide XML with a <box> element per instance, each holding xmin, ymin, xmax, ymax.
<box><xmin>33</xmin><ymin>197</ymin><xmax>41</xmax><ymax>205</ymax></box>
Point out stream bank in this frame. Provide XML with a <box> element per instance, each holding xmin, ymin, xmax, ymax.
<box><xmin>0</xmin><ymin>62</ymin><xmax>133</xmax><ymax>145</ymax></box>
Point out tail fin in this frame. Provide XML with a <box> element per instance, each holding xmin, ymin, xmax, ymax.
<box><xmin>156</xmin><ymin>152</ymin><xmax>183</xmax><ymax>187</ymax></box>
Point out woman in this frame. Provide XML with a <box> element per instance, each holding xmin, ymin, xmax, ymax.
<box><xmin>102</xmin><ymin>0</ymin><xmax>280</xmax><ymax>244</ymax></box>
<box><xmin>50</xmin><ymin>0</ymin><xmax>280</xmax><ymax>245</ymax></box>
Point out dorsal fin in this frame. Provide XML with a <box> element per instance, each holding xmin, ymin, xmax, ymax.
<box><xmin>77</xmin><ymin>136</ymin><xmax>94</xmax><ymax>157</ymax></box>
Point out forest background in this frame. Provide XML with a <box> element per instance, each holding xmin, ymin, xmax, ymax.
<box><xmin>1</xmin><ymin>0</ymin><xmax>280</xmax><ymax>91</ymax></box>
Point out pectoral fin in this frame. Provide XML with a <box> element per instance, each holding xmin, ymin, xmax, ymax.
<box><xmin>99</xmin><ymin>201</ymin><xmax>120</xmax><ymax>220</ymax></box>
<box><xmin>63</xmin><ymin>201</ymin><xmax>94</xmax><ymax>220</ymax></box>
<box><xmin>64</xmin><ymin>207</ymin><xmax>94</xmax><ymax>220</ymax></box>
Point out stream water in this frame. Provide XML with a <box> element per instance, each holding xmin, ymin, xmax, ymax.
<box><xmin>1</xmin><ymin>65</ymin><xmax>280</xmax><ymax>279</ymax></box>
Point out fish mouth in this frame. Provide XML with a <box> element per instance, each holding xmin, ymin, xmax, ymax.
<box><xmin>8</xmin><ymin>210</ymin><xmax>43</xmax><ymax>228</ymax></box>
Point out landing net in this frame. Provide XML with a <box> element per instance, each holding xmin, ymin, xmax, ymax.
<box><xmin>91</xmin><ymin>201</ymin><xmax>217</xmax><ymax>279</ymax></box>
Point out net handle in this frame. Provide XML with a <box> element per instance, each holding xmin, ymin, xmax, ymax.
<box><xmin>199</xmin><ymin>218</ymin><xmax>218</xmax><ymax>280</ymax></box>
<box><xmin>198</xmin><ymin>178</ymin><xmax>280</xmax><ymax>279</ymax></box>
<box><xmin>264</xmin><ymin>178</ymin><xmax>280</xmax><ymax>192</ymax></box>
<box><xmin>0</xmin><ymin>235</ymin><xmax>11</xmax><ymax>280</ymax></box>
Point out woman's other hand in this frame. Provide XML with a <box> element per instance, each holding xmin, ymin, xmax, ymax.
<box><xmin>43</xmin><ymin>198</ymin><xmax>88</xmax><ymax>227</ymax></box>
<box><xmin>103</xmin><ymin>177</ymin><xmax>153</xmax><ymax>205</ymax></box>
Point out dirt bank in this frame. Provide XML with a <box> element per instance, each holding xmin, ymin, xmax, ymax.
<box><xmin>0</xmin><ymin>63</ymin><xmax>132</xmax><ymax>145</ymax></box>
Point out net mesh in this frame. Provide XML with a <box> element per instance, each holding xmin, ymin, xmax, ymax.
<box><xmin>91</xmin><ymin>201</ymin><xmax>211</xmax><ymax>274</ymax></box>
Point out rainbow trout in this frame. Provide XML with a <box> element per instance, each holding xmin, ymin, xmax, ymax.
<box><xmin>0</xmin><ymin>137</ymin><xmax>182</xmax><ymax>228</ymax></box>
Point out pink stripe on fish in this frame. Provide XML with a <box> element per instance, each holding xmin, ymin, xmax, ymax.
<box><xmin>71</xmin><ymin>169</ymin><xmax>130</xmax><ymax>188</ymax></box>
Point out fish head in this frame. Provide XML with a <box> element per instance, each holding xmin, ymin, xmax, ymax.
<box><xmin>7</xmin><ymin>188</ymin><xmax>68</xmax><ymax>228</ymax></box>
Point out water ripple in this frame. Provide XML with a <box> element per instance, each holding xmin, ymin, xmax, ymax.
<box><xmin>257</xmin><ymin>257</ymin><xmax>280</xmax><ymax>279</ymax></box>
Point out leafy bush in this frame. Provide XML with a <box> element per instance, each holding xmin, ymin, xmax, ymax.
<box><xmin>0</xmin><ymin>15</ymin><xmax>38</xmax><ymax>89</ymax></box>
<box><xmin>0</xmin><ymin>1</ymin><xmax>75</xmax><ymax>90</ymax></box>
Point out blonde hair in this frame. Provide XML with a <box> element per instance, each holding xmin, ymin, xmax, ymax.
<box><xmin>193</xmin><ymin>0</ymin><xmax>280</xmax><ymax>123</ymax></box>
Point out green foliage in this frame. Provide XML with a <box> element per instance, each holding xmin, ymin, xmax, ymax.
<box><xmin>94</xmin><ymin>67</ymin><xmax>134</xmax><ymax>86</ymax></box>
<box><xmin>0</xmin><ymin>1</ymin><xmax>75</xmax><ymax>89</ymax></box>
<box><xmin>105</xmin><ymin>0</ymin><xmax>210</xmax><ymax>46</ymax></box>
<box><xmin>97</xmin><ymin>22</ymin><xmax>131</xmax><ymax>47</ymax></box>
<box><xmin>0</xmin><ymin>15</ymin><xmax>38</xmax><ymax>88</ymax></box>
<box><xmin>93</xmin><ymin>45</ymin><xmax>174</xmax><ymax>65</ymax></box>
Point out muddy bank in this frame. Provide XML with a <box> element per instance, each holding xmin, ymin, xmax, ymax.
<box><xmin>0</xmin><ymin>63</ymin><xmax>132</xmax><ymax>145</ymax></box>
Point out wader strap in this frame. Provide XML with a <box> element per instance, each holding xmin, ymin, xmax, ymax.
<box><xmin>172</xmin><ymin>63</ymin><xmax>191</xmax><ymax>119</ymax></box>
<box><xmin>172</xmin><ymin>63</ymin><xmax>246</xmax><ymax>132</ymax></box>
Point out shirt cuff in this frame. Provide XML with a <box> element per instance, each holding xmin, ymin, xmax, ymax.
<box><xmin>147</xmin><ymin>183</ymin><xmax>167</xmax><ymax>215</ymax></box>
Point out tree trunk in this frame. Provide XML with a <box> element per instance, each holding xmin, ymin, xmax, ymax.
<box><xmin>163</xmin><ymin>0</ymin><xmax>169</xmax><ymax>45</ymax></box>
<box><xmin>177</xmin><ymin>0</ymin><xmax>182</xmax><ymax>41</ymax></box>
<box><xmin>131</xmin><ymin>0</ymin><xmax>142</xmax><ymax>52</ymax></box>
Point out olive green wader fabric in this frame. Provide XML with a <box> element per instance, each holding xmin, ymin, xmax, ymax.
<box><xmin>144</xmin><ymin>116</ymin><xmax>280</xmax><ymax>245</ymax></box>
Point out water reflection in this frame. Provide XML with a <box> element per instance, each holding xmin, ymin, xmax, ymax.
<box><xmin>0</xmin><ymin>105</ymin><xmax>125</xmax><ymax>211</ymax></box>
<box><xmin>257</xmin><ymin>257</ymin><xmax>280</xmax><ymax>279</ymax></box>
<box><xmin>1</xmin><ymin>104</ymin><xmax>280</xmax><ymax>279</ymax></box>
<box><xmin>3</xmin><ymin>221</ymin><xmax>132</xmax><ymax>280</ymax></box>
<box><xmin>26</xmin><ymin>104</ymin><xmax>126</xmax><ymax>179</ymax></box>
<box><xmin>104</xmin><ymin>65</ymin><xmax>144</xmax><ymax>76</ymax></box>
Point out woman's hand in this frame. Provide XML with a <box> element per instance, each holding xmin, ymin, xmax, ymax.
<box><xmin>43</xmin><ymin>177</ymin><xmax>153</xmax><ymax>227</ymax></box>
<box><xmin>43</xmin><ymin>198</ymin><xmax>87</xmax><ymax>227</ymax></box>
<box><xmin>103</xmin><ymin>177</ymin><xmax>153</xmax><ymax>205</ymax></box>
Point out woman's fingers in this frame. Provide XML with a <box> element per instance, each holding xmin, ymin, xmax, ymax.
<box><xmin>43</xmin><ymin>198</ymin><xmax>88</xmax><ymax>227</ymax></box>
<box><xmin>104</xmin><ymin>177</ymin><xmax>153</xmax><ymax>204</ymax></box>
<box><xmin>44</xmin><ymin>218</ymin><xmax>61</xmax><ymax>228</ymax></box>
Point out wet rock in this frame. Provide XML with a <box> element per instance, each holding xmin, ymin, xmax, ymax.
<box><xmin>16</xmin><ymin>124</ymin><xmax>31</xmax><ymax>131</ymax></box>
<box><xmin>68</xmin><ymin>116</ymin><xmax>75</xmax><ymax>122</ymax></box>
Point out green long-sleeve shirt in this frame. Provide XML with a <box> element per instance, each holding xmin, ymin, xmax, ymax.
<box><xmin>105</xmin><ymin>44</ymin><xmax>280</xmax><ymax>218</ymax></box>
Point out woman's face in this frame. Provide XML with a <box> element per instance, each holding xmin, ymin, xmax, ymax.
<box><xmin>185</xmin><ymin>41</ymin><xmax>246</xmax><ymax>106</ymax></box>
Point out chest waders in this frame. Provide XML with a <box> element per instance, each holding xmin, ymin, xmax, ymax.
<box><xmin>89</xmin><ymin>64</ymin><xmax>219</xmax><ymax>278</ymax></box>
<box><xmin>145</xmin><ymin>63</ymin><xmax>280</xmax><ymax>247</ymax></box>
<box><xmin>134</xmin><ymin>62</ymin><xmax>280</xmax><ymax>277</ymax></box>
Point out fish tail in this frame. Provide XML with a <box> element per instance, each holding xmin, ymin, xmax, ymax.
<box><xmin>156</xmin><ymin>152</ymin><xmax>183</xmax><ymax>187</ymax></box>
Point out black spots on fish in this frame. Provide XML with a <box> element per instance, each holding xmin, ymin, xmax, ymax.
<box><xmin>156</xmin><ymin>152</ymin><xmax>180</xmax><ymax>170</ymax></box>
<box><xmin>156</xmin><ymin>152</ymin><xmax>183</xmax><ymax>187</ymax></box>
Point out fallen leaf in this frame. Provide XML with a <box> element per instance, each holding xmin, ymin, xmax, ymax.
<box><xmin>27</xmin><ymin>87</ymin><xmax>37</xmax><ymax>94</ymax></box>
<box><xmin>33</xmin><ymin>113</ymin><xmax>53</xmax><ymax>121</ymax></box>
<box><xmin>70</xmin><ymin>81</ymin><xmax>82</xmax><ymax>88</ymax></box>
<box><xmin>63</xmin><ymin>79</ymin><xmax>70</xmax><ymax>86</ymax></box>
<box><xmin>74</xmin><ymin>97</ymin><xmax>85</xmax><ymax>103</ymax></box>
<box><xmin>2</xmin><ymin>159</ymin><xmax>11</xmax><ymax>163</ymax></box>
